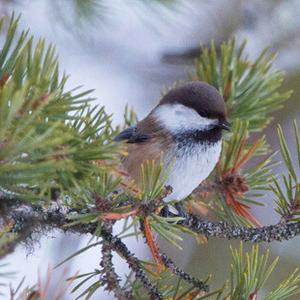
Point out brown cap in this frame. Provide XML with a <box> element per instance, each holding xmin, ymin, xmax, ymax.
<box><xmin>159</xmin><ymin>81</ymin><xmax>227</xmax><ymax>120</ymax></box>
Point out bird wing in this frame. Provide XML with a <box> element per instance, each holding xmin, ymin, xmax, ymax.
<box><xmin>114</xmin><ymin>126</ymin><xmax>150</xmax><ymax>143</ymax></box>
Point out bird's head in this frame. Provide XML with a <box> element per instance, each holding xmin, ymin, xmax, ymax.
<box><xmin>153</xmin><ymin>81</ymin><xmax>230</xmax><ymax>136</ymax></box>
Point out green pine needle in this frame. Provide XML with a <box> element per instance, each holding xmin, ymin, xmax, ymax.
<box><xmin>272</xmin><ymin>121</ymin><xmax>300</xmax><ymax>220</ymax></box>
<box><xmin>0</xmin><ymin>13</ymin><xmax>121</xmax><ymax>201</ymax></box>
<box><xmin>194</xmin><ymin>39</ymin><xmax>292</xmax><ymax>132</ymax></box>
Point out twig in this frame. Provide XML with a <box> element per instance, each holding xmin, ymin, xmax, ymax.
<box><xmin>2</xmin><ymin>202</ymin><xmax>300</xmax><ymax>246</ymax></box>
<box><xmin>101</xmin><ymin>230</ymin><xmax>163</xmax><ymax>300</ymax></box>
<box><xmin>141</xmin><ymin>217</ymin><xmax>164</xmax><ymax>272</ymax></box>
<box><xmin>100</xmin><ymin>221</ymin><xmax>133</xmax><ymax>300</ymax></box>
<box><xmin>4</xmin><ymin>202</ymin><xmax>300</xmax><ymax>300</ymax></box>
<box><xmin>2</xmin><ymin>204</ymin><xmax>163</xmax><ymax>300</ymax></box>
<box><xmin>140</xmin><ymin>217</ymin><xmax>209</xmax><ymax>293</ymax></box>
<box><xmin>160</xmin><ymin>253</ymin><xmax>209</xmax><ymax>293</ymax></box>
<box><xmin>176</xmin><ymin>213</ymin><xmax>300</xmax><ymax>243</ymax></box>
<box><xmin>2</xmin><ymin>203</ymin><xmax>300</xmax><ymax>250</ymax></box>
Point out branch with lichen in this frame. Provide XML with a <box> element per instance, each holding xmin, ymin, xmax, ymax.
<box><xmin>2</xmin><ymin>201</ymin><xmax>300</xmax><ymax>298</ymax></box>
<box><xmin>3</xmin><ymin>203</ymin><xmax>300</xmax><ymax>251</ymax></box>
<box><xmin>1</xmin><ymin>12</ymin><xmax>300</xmax><ymax>300</ymax></box>
<box><xmin>100</xmin><ymin>221</ymin><xmax>133</xmax><ymax>300</ymax></box>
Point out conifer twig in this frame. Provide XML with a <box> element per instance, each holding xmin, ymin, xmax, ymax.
<box><xmin>175</xmin><ymin>213</ymin><xmax>300</xmax><ymax>243</ymax></box>
<box><xmin>141</xmin><ymin>217</ymin><xmax>164</xmax><ymax>272</ymax></box>
<box><xmin>100</xmin><ymin>221</ymin><xmax>133</xmax><ymax>300</ymax></box>
<box><xmin>2</xmin><ymin>204</ymin><xmax>163</xmax><ymax>299</ymax></box>
<box><xmin>4</xmin><ymin>202</ymin><xmax>300</xmax><ymax>298</ymax></box>
<box><xmin>1</xmin><ymin>12</ymin><xmax>300</xmax><ymax>299</ymax></box>
<box><xmin>160</xmin><ymin>253</ymin><xmax>209</xmax><ymax>293</ymax></box>
<box><xmin>101</xmin><ymin>230</ymin><xmax>163</xmax><ymax>300</ymax></box>
<box><xmin>139</xmin><ymin>217</ymin><xmax>209</xmax><ymax>293</ymax></box>
<box><xmin>3</xmin><ymin>203</ymin><xmax>300</xmax><ymax>250</ymax></box>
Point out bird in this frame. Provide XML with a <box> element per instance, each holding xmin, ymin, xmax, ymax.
<box><xmin>114</xmin><ymin>81</ymin><xmax>230</xmax><ymax>203</ymax></box>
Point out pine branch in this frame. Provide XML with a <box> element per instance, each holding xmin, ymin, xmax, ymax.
<box><xmin>100</xmin><ymin>221</ymin><xmax>133</xmax><ymax>300</ymax></box>
<box><xmin>0</xmin><ymin>13</ymin><xmax>121</xmax><ymax>202</ymax></box>
<box><xmin>3</xmin><ymin>202</ymin><xmax>300</xmax><ymax>299</ymax></box>
<box><xmin>160</xmin><ymin>253</ymin><xmax>209</xmax><ymax>293</ymax></box>
<box><xmin>222</xmin><ymin>243</ymin><xmax>300</xmax><ymax>300</ymax></box>
<box><xmin>101</xmin><ymin>231</ymin><xmax>163</xmax><ymax>300</ymax></box>
<box><xmin>1</xmin><ymin>203</ymin><xmax>162</xmax><ymax>299</ymax></box>
<box><xmin>203</xmin><ymin>120</ymin><xmax>274</xmax><ymax>226</ymax></box>
<box><xmin>1</xmin><ymin>11</ymin><xmax>300</xmax><ymax>300</ymax></box>
<box><xmin>139</xmin><ymin>217</ymin><xmax>210</xmax><ymax>293</ymax></box>
<box><xmin>194</xmin><ymin>39</ymin><xmax>292</xmax><ymax>132</ymax></box>
<box><xmin>272</xmin><ymin>121</ymin><xmax>300</xmax><ymax>222</ymax></box>
<box><xmin>176</xmin><ymin>212</ymin><xmax>300</xmax><ymax>243</ymax></box>
<box><xmin>5</xmin><ymin>200</ymin><xmax>300</xmax><ymax>246</ymax></box>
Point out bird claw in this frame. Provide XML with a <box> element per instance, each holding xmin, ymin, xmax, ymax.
<box><xmin>160</xmin><ymin>203</ymin><xmax>187</xmax><ymax>218</ymax></box>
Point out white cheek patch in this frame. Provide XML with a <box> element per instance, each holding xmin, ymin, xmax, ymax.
<box><xmin>154</xmin><ymin>103</ymin><xmax>218</xmax><ymax>132</ymax></box>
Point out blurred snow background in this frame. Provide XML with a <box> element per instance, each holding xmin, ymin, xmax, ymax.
<box><xmin>1</xmin><ymin>0</ymin><xmax>300</xmax><ymax>298</ymax></box>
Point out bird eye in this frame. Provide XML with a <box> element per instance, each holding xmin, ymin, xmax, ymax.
<box><xmin>197</xmin><ymin>110</ymin><xmax>208</xmax><ymax>118</ymax></box>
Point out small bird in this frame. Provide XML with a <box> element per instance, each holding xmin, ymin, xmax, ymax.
<box><xmin>115</xmin><ymin>81</ymin><xmax>230</xmax><ymax>202</ymax></box>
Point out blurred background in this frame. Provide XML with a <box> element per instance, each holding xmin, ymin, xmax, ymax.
<box><xmin>1</xmin><ymin>0</ymin><xmax>300</xmax><ymax>298</ymax></box>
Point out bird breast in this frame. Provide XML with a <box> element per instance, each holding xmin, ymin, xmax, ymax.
<box><xmin>163</xmin><ymin>140</ymin><xmax>222</xmax><ymax>201</ymax></box>
<box><xmin>121</xmin><ymin>127</ymin><xmax>222</xmax><ymax>202</ymax></box>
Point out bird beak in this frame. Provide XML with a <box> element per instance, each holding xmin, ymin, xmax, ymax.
<box><xmin>218</xmin><ymin>120</ymin><xmax>231</xmax><ymax>131</ymax></box>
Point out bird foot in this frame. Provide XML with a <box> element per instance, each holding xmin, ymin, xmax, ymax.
<box><xmin>160</xmin><ymin>203</ymin><xmax>187</xmax><ymax>218</ymax></box>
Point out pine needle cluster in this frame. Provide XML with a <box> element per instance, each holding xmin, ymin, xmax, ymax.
<box><xmin>1</xmin><ymin>13</ymin><xmax>300</xmax><ymax>300</ymax></box>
